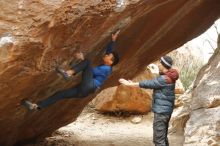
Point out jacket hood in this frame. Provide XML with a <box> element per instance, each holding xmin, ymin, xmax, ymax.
<box><xmin>164</xmin><ymin>69</ymin><xmax>179</xmax><ymax>83</ymax></box>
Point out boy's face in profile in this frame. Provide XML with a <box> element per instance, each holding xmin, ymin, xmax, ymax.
<box><xmin>158</xmin><ymin>63</ymin><xmax>166</xmax><ymax>75</ymax></box>
<box><xmin>103</xmin><ymin>53</ymin><xmax>114</xmax><ymax>66</ymax></box>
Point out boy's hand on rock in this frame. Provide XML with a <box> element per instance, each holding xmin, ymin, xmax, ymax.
<box><xmin>112</xmin><ymin>29</ymin><xmax>120</xmax><ymax>41</ymax></box>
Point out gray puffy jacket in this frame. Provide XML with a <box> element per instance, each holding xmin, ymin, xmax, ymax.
<box><xmin>139</xmin><ymin>75</ymin><xmax>176</xmax><ymax>115</ymax></box>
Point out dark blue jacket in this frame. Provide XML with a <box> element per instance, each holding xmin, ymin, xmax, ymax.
<box><xmin>139</xmin><ymin>75</ymin><xmax>176</xmax><ymax>115</ymax></box>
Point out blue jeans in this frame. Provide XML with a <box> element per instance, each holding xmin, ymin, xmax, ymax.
<box><xmin>153</xmin><ymin>113</ymin><xmax>171</xmax><ymax>146</ymax></box>
<box><xmin>37</xmin><ymin>59</ymin><xmax>96</xmax><ymax>109</ymax></box>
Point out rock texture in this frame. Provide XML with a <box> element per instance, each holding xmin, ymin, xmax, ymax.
<box><xmin>169</xmin><ymin>86</ymin><xmax>192</xmax><ymax>135</ymax></box>
<box><xmin>183</xmin><ymin>36</ymin><xmax>220</xmax><ymax>145</ymax></box>
<box><xmin>184</xmin><ymin>107</ymin><xmax>220</xmax><ymax>146</ymax></box>
<box><xmin>0</xmin><ymin>0</ymin><xmax>220</xmax><ymax>145</ymax></box>
<box><xmin>93</xmin><ymin>69</ymin><xmax>153</xmax><ymax>113</ymax></box>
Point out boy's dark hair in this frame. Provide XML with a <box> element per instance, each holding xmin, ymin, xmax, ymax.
<box><xmin>111</xmin><ymin>51</ymin><xmax>119</xmax><ymax>66</ymax></box>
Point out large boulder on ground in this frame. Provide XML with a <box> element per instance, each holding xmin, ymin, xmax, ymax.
<box><xmin>92</xmin><ymin>69</ymin><xmax>153</xmax><ymax>113</ymax></box>
<box><xmin>0</xmin><ymin>0</ymin><xmax>220</xmax><ymax>145</ymax></box>
<box><xmin>183</xmin><ymin>36</ymin><xmax>220</xmax><ymax>145</ymax></box>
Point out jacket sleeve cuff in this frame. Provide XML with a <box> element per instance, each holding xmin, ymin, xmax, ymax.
<box><xmin>139</xmin><ymin>81</ymin><xmax>145</xmax><ymax>88</ymax></box>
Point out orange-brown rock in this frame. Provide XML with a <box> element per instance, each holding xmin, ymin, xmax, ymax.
<box><xmin>0</xmin><ymin>0</ymin><xmax>220</xmax><ymax>145</ymax></box>
<box><xmin>93</xmin><ymin>69</ymin><xmax>153</xmax><ymax>113</ymax></box>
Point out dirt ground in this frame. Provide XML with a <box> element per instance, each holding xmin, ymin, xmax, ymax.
<box><xmin>27</xmin><ymin>107</ymin><xmax>184</xmax><ymax>146</ymax></box>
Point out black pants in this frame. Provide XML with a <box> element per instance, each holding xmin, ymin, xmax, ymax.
<box><xmin>37</xmin><ymin>59</ymin><xmax>96</xmax><ymax>109</ymax></box>
<box><xmin>153</xmin><ymin>113</ymin><xmax>171</xmax><ymax>146</ymax></box>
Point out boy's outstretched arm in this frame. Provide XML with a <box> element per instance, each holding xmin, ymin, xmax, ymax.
<box><xmin>119</xmin><ymin>77</ymin><xmax>166</xmax><ymax>89</ymax></box>
<box><xmin>105</xmin><ymin>30</ymin><xmax>120</xmax><ymax>54</ymax></box>
<box><xmin>119</xmin><ymin>78</ymin><xmax>139</xmax><ymax>87</ymax></box>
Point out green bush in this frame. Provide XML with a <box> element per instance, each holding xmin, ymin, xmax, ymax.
<box><xmin>169</xmin><ymin>50</ymin><xmax>204</xmax><ymax>90</ymax></box>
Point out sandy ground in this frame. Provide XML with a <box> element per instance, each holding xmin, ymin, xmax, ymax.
<box><xmin>27</xmin><ymin>107</ymin><xmax>184</xmax><ymax>146</ymax></box>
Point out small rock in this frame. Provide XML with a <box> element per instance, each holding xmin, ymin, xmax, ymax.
<box><xmin>131</xmin><ymin>116</ymin><xmax>142</xmax><ymax>124</ymax></box>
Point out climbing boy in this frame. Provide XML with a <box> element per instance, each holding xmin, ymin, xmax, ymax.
<box><xmin>22</xmin><ymin>30</ymin><xmax>120</xmax><ymax>111</ymax></box>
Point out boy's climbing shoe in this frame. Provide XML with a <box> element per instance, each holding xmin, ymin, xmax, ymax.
<box><xmin>55</xmin><ymin>66</ymin><xmax>71</xmax><ymax>81</ymax></box>
<box><xmin>21</xmin><ymin>100</ymin><xmax>39</xmax><ymax>111</ymax></box>
<box><xmin>75</xmin><ymin>52</ymin><xmax>85</xmax><ymax>60</ymax></box>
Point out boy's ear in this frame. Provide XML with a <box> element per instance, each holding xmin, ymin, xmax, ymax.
<box><xmin>110</xmin><ymin>59</ymin><xmax>114</xmax><ymax>65</ymax></box>
<box><xmin>111</xmin><ymin>56</ymin><xmax>115</xmax><ymax>62</ymax></box>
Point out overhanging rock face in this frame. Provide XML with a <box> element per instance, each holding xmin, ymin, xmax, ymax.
<box><xmin>0</xmin><ymin>0</ymin><xmax>219</xmax><ymax>145</ymax></box>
